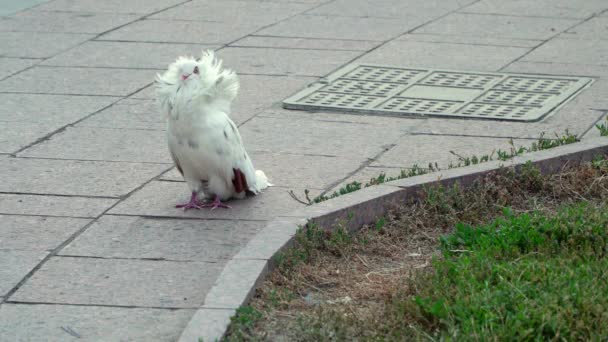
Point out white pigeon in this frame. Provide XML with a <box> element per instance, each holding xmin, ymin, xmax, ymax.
<box><xmin>155</xmin><ymin>50</ymin><xmax>270</xmax><ymax>210</ymax></box>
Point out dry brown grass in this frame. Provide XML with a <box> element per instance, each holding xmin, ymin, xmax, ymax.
<box><xmin>224</xmin><ymin>158</ymin><xmax>608</xmax><ymax>341</ymax></box>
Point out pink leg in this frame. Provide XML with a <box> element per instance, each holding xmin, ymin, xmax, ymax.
<box><xmin>175</xmin><ymin>192</ymin><xmax>203</xmax><ymax>210</ymax></box>
<box><xmin>201</xmin><ymin>195</ymin><xmax>231</xmax><ymax>210</ymax></box>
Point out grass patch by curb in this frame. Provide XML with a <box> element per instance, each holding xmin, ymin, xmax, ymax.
<box><xmin>225</xmin><ymin>157</ymin><xmax>608</xmax><ymax>341</ymax></box>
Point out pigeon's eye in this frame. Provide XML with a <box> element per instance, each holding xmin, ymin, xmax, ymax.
<box><xmin>193</xmin><ymin>66</ymin><xmax>199</xmax><ymax>74</ymax></box>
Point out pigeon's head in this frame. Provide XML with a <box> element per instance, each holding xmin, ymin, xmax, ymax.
<box><xmin>177</xmin><ymin>60</ymin><xmax>201</xmax><ymax>83</ymax></box>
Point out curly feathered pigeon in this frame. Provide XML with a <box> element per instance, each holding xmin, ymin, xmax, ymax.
<box><xmin>155</xmin><ymin>50</ymin><xmax>270</xmax><ymax>210</ymax></box>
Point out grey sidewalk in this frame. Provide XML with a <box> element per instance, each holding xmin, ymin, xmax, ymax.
<box><xmin>1</xmin><ymin>0</ymin><xmax>607</xmax><ymax>340</ymax></box>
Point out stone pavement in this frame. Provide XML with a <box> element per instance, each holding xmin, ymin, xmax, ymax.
<box><xmin>1</xmin><ymin>0</ymin><xmax>607</xmax><ymax>340</ymax></box>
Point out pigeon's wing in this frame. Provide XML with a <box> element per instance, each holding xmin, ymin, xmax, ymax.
<box><xmin>214</xmin><ymin>114</ymin><xmax>259</xmax><ymax>195</ymax></box>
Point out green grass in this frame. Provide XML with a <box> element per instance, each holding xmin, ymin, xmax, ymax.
<box><xmin>597</xmin><ymin>116</ymin><xmax>608</xmax><ymax>137</ymax></box>
<box><xmin>403</xmin><ymin>202</ymin><xmax>608</xmax><ymax>340</ymax></box>
<box><xmin>307</xmin><ymin>131</ymin><xmax>579</xmax><ymax>204</ymax></box>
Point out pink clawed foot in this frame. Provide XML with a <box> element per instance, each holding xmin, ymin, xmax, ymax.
<box><xmin>175</xmin><ymin>192</ymin><xmax>203</xmax><ymax>210</ymax></box>
<box><xmin>201</xmin><ymin>195</ymin><xmax>231</xmax><ymax>210</ymax></box>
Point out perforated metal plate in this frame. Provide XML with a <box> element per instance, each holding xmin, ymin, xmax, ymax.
<box><xmin>282</xmin><ymin>64</ymin><xmax>593</xmax><ymax>122</ymax></box>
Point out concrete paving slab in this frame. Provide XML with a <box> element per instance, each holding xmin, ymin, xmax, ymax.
<box><xmin>584</xmin><ymin>112</ymin><xmax>608</xmax><ymax>139</ymax></box>
<box><xmin>0</xmin><ymin>0</ymin><xmax>48</xmax><ymax>16</ymax></box>
<box><xmin>563</xmin><ymin>16</ymin><xmax>608</xmax><ymax>40</ymax></box>
<box><xmin>0</xmin><ymin>304</ymin><xmax>194</xmax><ymax>342</ymax></box>
<box><xmin>415</xmin><ymin>13</ymin><xmax>578</xmax><ymax>40</ymax></box>
<box><xmin>108</xmin><ymin>181</ymin><xmax>307</xmax><ymax>220</ymax></box>
<box><xmin>371</xmin><ymin>135</ymin><xmax>531</xmax><ymax>168</ymax></box>
<box><xmin>397</xmin><ymin>33</ymin><xmax>542</xmax><ymax>48</ymax></box>
<box><xmin>231</xmin><ymin>75</ymin><xmax>313</xmax><ymax>123</ymax></box>
<box><xmin>0</xmin><ymin>10</ymin><xmax>140</xmax><ymax>34</ymax></box>
<box><xmin>503</xmin><ymin>61</ymin><xmax>608</xmax><ymax>78</ymax></box>
<box><xmin>150</xmin><ymin>0</ymin><xmax>312</xmax><ymax>25</ymax></box>
<box><xmin>307</xmin><ymin>0</ymin><xmax>471</xmax><ymax>19</ymax></box>
<box><xmin>0</xmin><ymin>250</ymin><xmax>47</xmax><ymax>296</ymax></box>
<box><xmin>230</xmin><ymin>36</ymin><xmax>381</xmax><ymax>51</ymax></box>
<box><xmin>0</xmin><ymin>58</ymin><xmax>39</xmax><ymax>80</ymax></box>
<box><xmin>462</xmin><ymin>0</ymin><xmax>608</xmax><ymax>19</ymax></box>
<box><xmin>0</xmin><ymin>194</ymin><xmax>116</xmax><ymax>218</ymax></box>
<box><xmin>41</xmin><ymin>41</ymin><xmax>216</xmax><ymax>69</ymax></box>
<box><xmin>75</xmin><ymin>99</ymin><xmax>165</xmax><ymax>130</ymax></box>
<box><xmin>234</xmin><ymin>217</ymin><xmax>306</xmax><ymax>260</ymax></box>
<box><xmin>257</xmin><ymin>14</ymin><xmax>425</xmax><ymax>41</ymax></box>
<box><xmin>128</xmin><ymin>84</ymin><xmax>156</xmax><ymax>99</ymax></box>
<box><xmin>239</xmin><ymin>110</ymin><xmax>408</xmax><ymax>157</ymax></box>
<box><xmin>0</xmin><ymin>121</ymin><xmax>59</xmax><ymax>153</ymax></box>
<box><xmin>521</xmin><ymin>38</ymin><xmax>608</xmax><ymax>66</ymax></box>
<box><xmin>0</xmin><ymin>157</ymin><xmax>168</xmax><ymax>197</ymax></box>
<box><xmin>33</xmin><ymin>0</ymin><xmax>187</xmax><ymax>13</ymax></box>
<box><xmin>202</xmin><ymin>258</ymin><xmax>267</xmax><ymax>309</ymax></box>
<box><xmin>0</xmin><ymin>31</ymin><xmax>93</xmax><ymax>58</ymax></box>
<box><xmin>0</xmin><ymin>215</ymin><xmax>90</xmax><ymax>250</ymax></box>
<box><xmin>98</xmin><ymin>19</ymin><xmax>261</xmax><ymax>44</ymax></box>
<box><xmin>10</xmin><ymin>256</ymin><xmax>224</xmax><ymax>308</ymax></box>
<box><xmin>0</xmin><ymin>66</ymin><xmax>152</xmax><ymax>96</ymax></box>
<box><xmin>251</xmin><ymin>152</ymin><xmax>366</xmax><ymax>189</ymax></box>
<box><xmin>61</xmin><ymin>215</ymin><xmax>264</xmax><ymax>261</ymax></box>
<box><xmin>18</xmin><ymin>126</ymin><xmax>171</xmax><ymax>163</ymax></box>
<box><xmin>355</xmin><ymin>39</ymin><xmax>529</xmax><ymax>71</ymax></box>
<box><xmin>0</xmin><ymin>93</ymin><xmax>119</xmax><ymax>124</ymax></box>
<box><xmin>216</xmin><ymin>47</ymin><xmax>362</xmax><ymax>77</ymax></box>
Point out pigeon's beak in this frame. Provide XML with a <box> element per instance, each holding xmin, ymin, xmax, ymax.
<box><xmin>181</xmin><ymin>74</ymin><xmax>190</xmax><ymax>81</ymax></box>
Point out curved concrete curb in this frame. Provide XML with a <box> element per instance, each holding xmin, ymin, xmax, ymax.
<box><xmin>178</xmin><ymin>137</ymin><xmax>608</xmax><ymax>342</ymax></box>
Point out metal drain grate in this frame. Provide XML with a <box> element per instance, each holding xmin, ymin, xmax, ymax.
<box><xmin>282</xmin><ymin>64</ymin><xmax>593</xmax><ymax>122</ymax></box>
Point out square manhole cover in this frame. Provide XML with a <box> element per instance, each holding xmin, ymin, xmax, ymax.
<box><xmin>282</xmin><ymin>64</ymin><xmax>593</xmax><ymax>122</ymax></box>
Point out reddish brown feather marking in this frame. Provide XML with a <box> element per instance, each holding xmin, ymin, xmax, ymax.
<box><xmin>232</xmin><ymin>168</ymin><xmax>248</xmax><ymax>194</ymax></box>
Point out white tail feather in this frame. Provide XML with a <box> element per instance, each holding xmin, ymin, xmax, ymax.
<box><xmin>255</xmin><ymin>170</ymin><xmax>272</xmax><ymax>190</ymax></box>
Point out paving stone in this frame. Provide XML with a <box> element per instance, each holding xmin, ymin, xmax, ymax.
<box><xmin>371</xmin><ymin>135</ymin><xmax>531</xmax><ymax>168</ymax></box>
<box><xmin>397</xmin><ymin>33</ymin><xmax>542</xmax><ymax>48</ymax></box>
<box><xmin>98</xmin><ymin>19</ymin><xmax>260</xmax><ymax>44</ymax></box>
<box><xmin>0</xmin><ymin>194</ymin><xmax>116</xmax><ymax>218</ymax></box>
<box><xmin>0</xmin><ymin>121</ymin><xmax>58</xmax><ymax>154</ymax></box>
<box><xmin>0</xmin><ymin>31</ymin><xmax>93</xmax><ymax>58</ymax></box>
<box><xmin>463</xmin><ymin>0</ymin><xmax>608</xmax><ymax>19</ymax></box>
<box><xmin>42</xmin><ymin>41</ymin><xmax>217</xmax><ymax>69</ymax></box>
<box><xmin>0</xmin><ymin>93</ymin><xmax>119</xmax><ymax>124</ymax></box>
<box><xmin>0</xmin><ymin>215</ymin><xmax>90</xmax><ymax>251</ymax></box>
<box><xmin>0</xmin><ymin>250</ymin><xmax>47</xmax><ymax>296</ymax></box>
<box><xmin>10</xmin><ymin>256</ymin><xmax>224</xmax><ymax>308</ymax></box>
<box><xmin>61</xmin><ymin>215</ymin><xmax>264</xmax><ymax>261</ymax></box>
<box><xmin>503</xmin><ymin>61</ymin><xmax>608</xmax><ymax>78</ymax></box>
<box><xmin>150</xmin><ymin>0</ymin><xmax>312</xmax><ymax>25</ymax></box>
<box><xmin>0</xmin><ymin>66</ymin><xmax>153</xmax><ymax>96</ymax></box>
<box><xmin>251</xmin><ymin>152</ymin><xmax>366</xmax><ymax>189</ymax></box>
<box><xmin>129</xmin><ymin>84</ymin><xmax>156</xmax><ymax>99</ymax></box>
<box><xmin>76</xmin><ymin>99</ymin><xmax>165</xmax><ymax>130</ymax></box>
<box><xmin>235</xmin><ymin>217</ymin><xmax>305</xmax><ymax>260</ymax></box>
<box><xmin>231</xmin><ymin>36</ymin><xmax>381</xmax><ymax>51</ymax></box>
<box><xmin>415</xmin><ymin>13</ymin><xmax>578</xmax><ymax>40</ymax></box>
<box><xmin>356</xmin><ymin>39</ymin><xmax>529</xmax><ymax>71</ymax></box>
<box><xmin>0</xmin><ymin>304</ymin><xmax>194</xmax><ymax>342</ymax></box>
<box><xmin>216</xmin><ymin>47</ymin><xmax>362</xmax><ymax>77</ymax></box>
<box><xmin>239</xmin><ymin>110</ymin><xmax>413</xmax><ymax>157</ymax></box>
<box><xmin>33</xmin><ymin>0</ymin><xmax>187</xmax><ymax>13</ymax></box>
<box><xmin>307</xmin><ymin>0</ymin><xmax>471</xmax><ymax>18</ymax></box>
<box><xmin>0</xmin><ymin>10</ymin><xmax>140</xmax><ymax>34</ymax></box>
<box><xmin>257</xmin><ymin>14</ymin><xmax>425</xmax><ymax>41</ymax></box>
<box><xmin>108</xmin><ymin>181</ymin><xmax>307</xmax><ymax>220</ymax></box>
<box><xmin>522</xmin><ymin>39</ymin><xmax>608</xmax><ymax>66</ymax></box>
<box><xmin>19</xmin><ymin>126</ymin><xmax>172</xmax><ymax>163</ymax></box>
<box><xmin>0</xmin><ymin>157</ymin><xmax>169</xmax><ymax>197</ymax></box>
<box><xmin>583</xmin><ymin>112</ymin><xmax>608</xmax><ymax>139</ymax></box>
<box><xmin>563</xmin><ymin>16</ymin><xmax>608</xmax><ymax>40</ymax></box>
<box><xmin>231</xmin><ymin>75</ymin><xmax>313</xmax><ymax>123</ymax></box>
<box><xmin>0</xmin><ymin>0</ymin><xmax>48</xmax><ymax>16</ymax></box>
<box><xmin>0</xmin><ymin>58</ymin><xmax>39</xmax><ymax>80</ymax></box>
<box><xmin>159</xmin><ymin>167</ymin><xmax>183</xmax><ymax>181</ymax></box>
